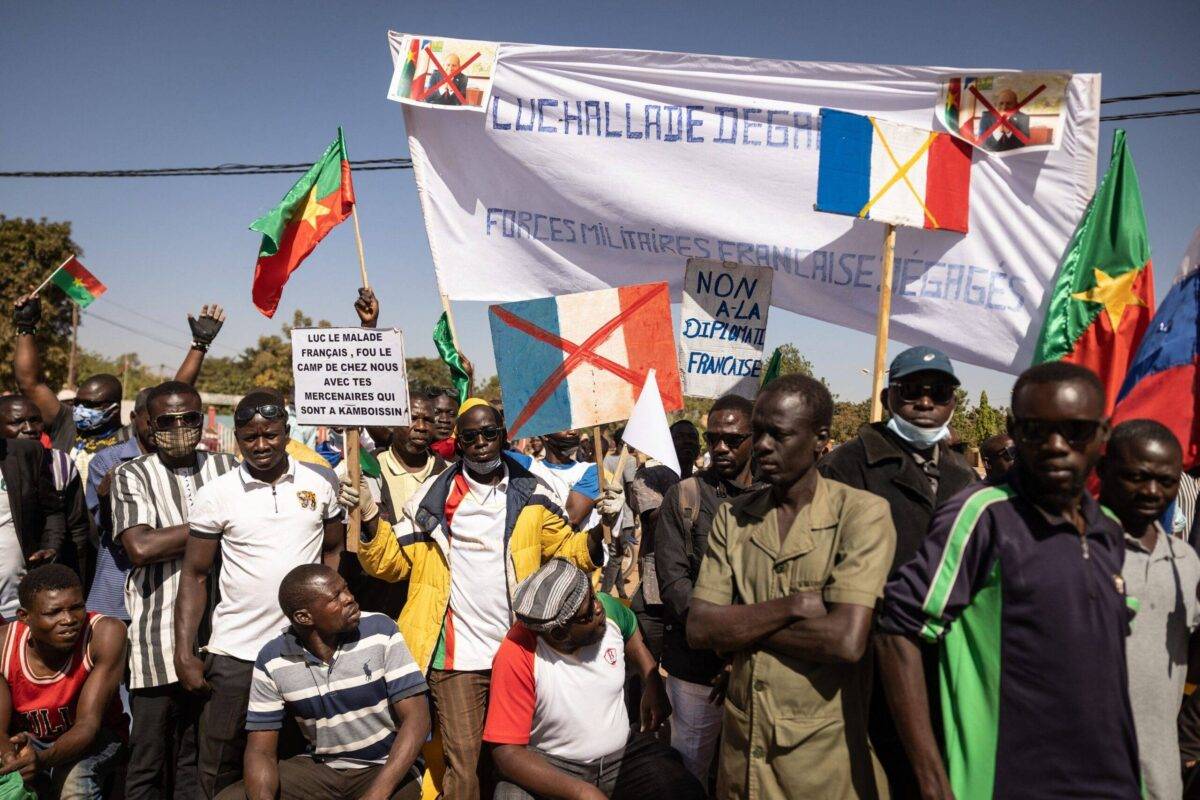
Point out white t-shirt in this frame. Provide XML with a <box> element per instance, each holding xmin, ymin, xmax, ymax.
<box><xmin>484</xmin><ymin>593</ymin><xmax>637</xmax><ymax>762</ymax></box>
<box><xmin>442</xmin><ymin>467</ymin><xmax>513</xmax><ymax>671</ymax></box>
<box><xmin>0</xmin><ymin>483</ymin><xmax>23</xmax><ymax>618</ymax></box>
<box><xmin>189</xmin><ymin>457</ymin><xmax>343</xmax><ymax>661</ymax></box>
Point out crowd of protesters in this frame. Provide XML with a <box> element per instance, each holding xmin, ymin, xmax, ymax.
<box><xmin>0</xmin><ymin>287</ymin><xmax>1194</xmax><ymax>800</ymax></box>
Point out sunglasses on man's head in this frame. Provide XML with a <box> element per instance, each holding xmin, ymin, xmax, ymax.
<box><xmin>890</xmin><ymin>381</ymin><xmax>956</xmax><ymax>405</ymax></box>
<box><xmin>703</xmin><ymin>432</ymin><xmax>751</xmax><ymax>450</ymax></box>
<box><xmin>1011</xmin><ymin>419</ymin><xmax>1102</xmax><ymax>447</ymax></box>
<box><xmin>458</xmin><ymin>425</ymin><xmax>504</xmax><ymax>445</ymax></box>
<box><xmin>234</xmin><ymin>403</ymin><xmax>286</xmax><ymax>427</ymax></box>
<box><xmin>154</xmin><ymin>411</ymin><xmax>203</xmax><ymax>430</ymax></box>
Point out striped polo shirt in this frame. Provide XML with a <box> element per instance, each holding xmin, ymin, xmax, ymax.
<box><xmin>880</xmin><ymin>474</ymin><xmax>1139</xmax><ymax>800</ymax></box>
<box><xmin>112</xmin><ymin>450</ymin><xmax>238</xmax><ymax>689</ymax></box>
<box><xmin>246</xmin><ymin>612</ymin><xmax>428</xmax><ymax>768</ymax></box>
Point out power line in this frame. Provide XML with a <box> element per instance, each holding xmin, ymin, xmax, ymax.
<box><xmin>1099</xmin><ymin>107</ymin><xmax>1200</xmax><ymax>121</ymax></box>
<box><xmin>80</xmin><ymin>309</ymin><xmax>192</xmax><ymax>353</ymax></box>
<box><xmin>0</xmin><ymin>89</ymin><xmax>1196</xmax><ymax>179</ymax></box>
<box><xmin>98</xmin><ymin>298</ymin><xmax>242</xmax><ymax>356</ymax></box>
<box><xmin>1100</xmin><ymin>88</ymin><xmax>1200</xmax><ymax>104</ymax></box>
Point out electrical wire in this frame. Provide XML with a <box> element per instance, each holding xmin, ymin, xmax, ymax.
<box><xmin>98</xmin><ymin>298</ymin><xmax>242</xmax><ymax>356</ymax></box>
<box><xmin>80</xmin><ymin>309</ymin><xmax>192</xmax><ymax>352</ymax></box>
<box><xmin>0</xmin><ymin>89</ymin><xmax>1196</xmax><ymax>179</ymax></box>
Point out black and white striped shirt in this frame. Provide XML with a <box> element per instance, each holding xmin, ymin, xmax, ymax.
<box><xmin>112</xmin><ymin>450</ymin><xmax>238</xmax><ymax>689</ymax></box>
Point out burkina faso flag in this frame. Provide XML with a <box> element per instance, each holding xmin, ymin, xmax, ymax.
<box><xmin>50</xmin><ymin>256</ymin><xmax>106</xmax><ymax>308</ymax></box>
<box><xmin>250</xmin><ymin>129</ymin><xmax>355</xmax><ymax>317</ymax></box>
<box><xmin>1032</xmin><ymin>130</ymin><xmax>1154</xmax><ymax>413</ymax></box>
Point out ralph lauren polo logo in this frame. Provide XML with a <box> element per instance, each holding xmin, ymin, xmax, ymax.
<box><xmin>297</xmin><ymin>490</ymin><xmax>317</xmax><ymax>510</ymax></box>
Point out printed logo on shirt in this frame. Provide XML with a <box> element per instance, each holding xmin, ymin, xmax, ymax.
<box><xmin>296</xmin><ymin>490</ymin><xmax>317</xmax><ymax>510</ymax></box>
<box><xmin>604</xmin><ymin>648</ymin><xmax>617</xmax><ymax>666</ymax></box>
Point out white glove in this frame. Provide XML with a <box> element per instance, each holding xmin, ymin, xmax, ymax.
<box><xmin>338</xmin><ymin>475</ymin><xmax>379</xmax><ymax>522</ymax></box>
<box><xmin>597</xmin><ymin>485</ymin><xmax>625</xmax><ymax>522</ymax></box>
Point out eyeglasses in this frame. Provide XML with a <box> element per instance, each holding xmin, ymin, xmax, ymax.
<box><xmin>1011</xmin><ymin>419</ymin><xmax>1102</xmax><ymax>447</ymax></box>
<box><xmin>703</xmin><ymin>432</ymin><xmax>751</xmax><ymax>450</ymax></box>
<box><xmin>890</xmin><ymin>381</ymin><xmax>956</xmax><ymax>405</ymax></box>
<box><xmin>234</xmin><ymin>403</ymin><xmax>287</xmax><ymax>427</ymax></box>
<box><xmin>154</xmin><ymin>411</ymin><xmax>203</xmax><ymax>430</ymax></box>
<box><xmin>458</xmin><ymin>425</ymin><xmax>504</xmax><ymax>445</ymax></box>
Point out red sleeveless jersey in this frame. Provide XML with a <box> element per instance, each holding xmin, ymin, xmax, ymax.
<box><xmin>0</xmin><ymin>612</ymin><xmax>128</xmax><ymax>743</ymax></box>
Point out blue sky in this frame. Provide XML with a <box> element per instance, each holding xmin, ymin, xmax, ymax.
<box><xmin>3</xmin><ymin>1</ymin><xmax>1197</xmax><ymax>404</ymax></box>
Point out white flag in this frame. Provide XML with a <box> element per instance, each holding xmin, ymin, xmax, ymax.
<box><xmin>621</xmin><ymin>369</ymin><xmax>680</xmax><ymax>477</ymax></box>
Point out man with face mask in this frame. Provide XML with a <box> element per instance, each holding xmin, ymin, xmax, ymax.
<box><xmin>82</xmin><ymin>388</ymin><xmax>154</xmax><ymax>622</ymax></box>
<box><xmin>877</xmin><ymin>362</ymin><xmax>1139</xmax><ymax>800</ymax></box>
<box><xmin>11</xmin><ymin>296</ymin><xmax>225</xmax><ymax>481</ymax></box>
<box><xmin>485</xmin><ymin>559</ymin><xmax>702</xmax><ymax>800</ymax></box>
<box><xmin>110</xmin><ymin>380</ymin><xmax>238</xmax><ymax>800</ymax></box>
<box><xmin>347</xmin><ymin>398</ymin><xmax>604</xmax><ymax>800</ymax></box>
<box><xmin>818</xmin><ymin>345</ymin><xmax>976</xmax><ymax>797</ymax></box>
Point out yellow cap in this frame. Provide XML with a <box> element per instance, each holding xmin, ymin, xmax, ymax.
<box><xmin>457</xmin><ymin>397</ymin><xmax>492</xmax><ymax>417</ymax></box>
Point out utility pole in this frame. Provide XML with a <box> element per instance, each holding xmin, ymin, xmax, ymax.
<box><xmin>66</xmin><ymin>304</ymin><xmax>79</xmax><ymax>390</ymax></box>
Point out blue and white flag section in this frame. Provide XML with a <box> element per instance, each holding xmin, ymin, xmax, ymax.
<box><xmin>815</xmin><ymin>109</ymin><xmax>973</xmax><ymax>233</ymax></box>
<box><xmin>392</xmin><ymin>33</ymin><xmax>1101</xmax><ymax>373</ymax></box>
<box><xmin>680</xmin><ymin>259</ymin><xmax>772</xmax><ymax>399</ymax></box>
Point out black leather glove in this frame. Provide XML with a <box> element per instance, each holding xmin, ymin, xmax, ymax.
<box><xmin>13</xmin><ymin>295</ymin><xmax>41</xmax><ymax>334</ymax></box>
<box><xmin>187</xmin><ymin>305</ymin><xmax>225</xmax><ymax>349</ymax></box>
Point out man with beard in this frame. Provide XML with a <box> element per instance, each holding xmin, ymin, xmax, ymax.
<box><xmin>112</xmin><ymin>381</ymin><xmax>239</xmax><ymax>800</ymax></box>
<box><xmin>485</xmin><ymin>559</ymin><xmax>702</xmax><ymax>800</ymax></box>
<box><xmin>1100</xmin><ymin>420</ymin><xmax>1197</xmax><ymax>800</ymax></box>
<box><xmin>654</xmin><ymin>393</ymin><xmax>761</xmax><ymax>785</ymax></box>
<box><xmin>510</xmin><ymin>429</ymin><xmax>598</xmax><ymax>529</ymax></box>
<box><xmin>11</xmin><ymin>297</ymin><xmax>224</xmax><ymax>481</ymax></box>
<box><xmin>349</xmin><ymin>399</ymin><xmax>602</xmax><ymax>800</ymax></box>
<box><xmin>877</xmin><ymin>362</ymin><xmax>1140</xmax><ymax>800</ymax></box>
<box><xmin>215</xmin><ymin>565</ymin><xmax>429</xmax><ymax>800</ymax></box>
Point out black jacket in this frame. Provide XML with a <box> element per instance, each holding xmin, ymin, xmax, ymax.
<box><xmin>0</xmin><ymin>438</ymin><xmax>66</xmax><ymax>560</ymax></box>
<box><xmin>818</xmin><ymin>422</ymin><xmax>976</xmax><ymax>576</ymax></box>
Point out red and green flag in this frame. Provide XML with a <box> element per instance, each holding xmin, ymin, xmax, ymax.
<box><xmin>251</xmin><ymin>129</ymin><xmax>356</xmax><ymax>318</ymax></box>
<box><xmin>433</xmin><ymin>312</ymin><xmax>472</xmax><ymax>404</ymax></box>
<box><xmin>47</xmin><ymin>256</ymin><xmax>106</xmax><ymax>308</ymax></box>
<box><xmin>1032</xmin><ymin>130</ymin><xmax>1154</xmax><ymax>413</ymax></box>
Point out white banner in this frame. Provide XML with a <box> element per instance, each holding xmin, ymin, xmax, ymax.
<box><xmin>292</xmin><ymin>327</ymin><xmax>411</xmax><ymax>427</ymax></box>
<box><xmin>680</xmin><ymin>259</ymin><xmax>772</xmax><ymax>398</ymax></box>
<box><xmin>392</xmin><ymin>33</ymin><xmax>1101</xmax><ymax>373</ymax></box>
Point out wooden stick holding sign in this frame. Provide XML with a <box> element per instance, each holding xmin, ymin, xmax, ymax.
<box><xmin>592</xmin><ymin>427</ymin><xmax>610</xmax><ymax>545</ymax></box>
<box><xmin>868</xmin><ymin>224</ymin><xmax>897</xmax><ymax>423</ymax></box>
<box><xmin>344</xmin><ymin>209</ymin><xmax>371</xmax><ymax>552</ymax></box>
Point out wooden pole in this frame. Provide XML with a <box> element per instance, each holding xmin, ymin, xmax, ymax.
<box><xmin>66</xmin><ymin>304</ymin><xmax>79</xmax><ymax>390</ymax></box>
<box><xmin>345</xmin><ymin>204</ymin><xmax>373</xmax><ymax>549</ymax></box>
<box><xmin>592</xmin><ymin>427</ymin><xmax>612</xmax><ymax>545</ymax></box>
<box><xmin>869</xmin><ymin>224</ymin><xmax>898</xmax><ymax>423</ymax></box>
<box><xmin>31</xmin><ymin>256</ymin><xmax>73</xmax><ymax>297</ymax></box>
<box><xmin>440</xmin><ymin>292</ymin><xmax>461</xmax><ymax>352</ymax></box>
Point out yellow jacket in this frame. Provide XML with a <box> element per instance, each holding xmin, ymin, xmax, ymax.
<box><xmin>358</xmin><ymin>453</ymin><xmax>598</xmax><ymax>675</ymax></box>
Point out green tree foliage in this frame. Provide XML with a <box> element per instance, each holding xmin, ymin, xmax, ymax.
<box><xmin>76</xmin><ymin>350</ymin><xmax>171</xmax><ymax>400</ymax></box>
<box><xmin>831</xmin><ymin>399</ymin><xmax>872</xmax><ymax>442</ymax></box>
<box><xmin>0</xmin><ymin>216</ymin><xmax>82</xmax><ymax>392</ymax></box>
<box><xmin>958</xmin><ymin>390</ymin><xmax>1007</xmax><ymax>449</ymax></box>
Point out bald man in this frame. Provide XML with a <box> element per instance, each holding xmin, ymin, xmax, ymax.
<box><xmin>979</xmin><ymin>88</ymin><xmax>1031</xmax><ymax>152</ymax></box>
<box><xmin>427</xmin><ymin>53</ymin><xmax>469</xmax><ymax>106</ymax></box>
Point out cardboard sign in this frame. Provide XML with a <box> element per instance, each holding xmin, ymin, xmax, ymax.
<box><xmin>291</xmin><ymin>327</ymin><xmax>410</xmax><ymax>427</ymax></box>
<box><xmin>680</xmin><ymin>259</ymin><xmax>772</xmax><ymax>398</ymax></box>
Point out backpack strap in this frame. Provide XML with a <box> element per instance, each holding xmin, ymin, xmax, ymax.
<box><xmin>677</xmin><ymin>477</ymin><xmax>702</xmax><ymax>559</ymax></box>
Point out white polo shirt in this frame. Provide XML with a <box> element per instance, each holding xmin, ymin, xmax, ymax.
<box><xmin>189</xmin><ymin>457</ymin><xmax>343</xmax><ymax>661</ymax></box>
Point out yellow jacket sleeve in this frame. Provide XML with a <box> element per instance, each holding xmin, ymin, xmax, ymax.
<box><xmin>358</xmin><ymin>516</ymin><xmax>415</xmax><ymax>583</ymax></box>
<box><xmin>538</xmin><ymin>506</ymin><xmax>598</xmax><ymax>571</ymax></box>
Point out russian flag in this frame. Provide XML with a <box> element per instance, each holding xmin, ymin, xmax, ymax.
<box><xmin>816</xmin><ymin>108</ymin><xmax>973</xmax><ymax>234</ymax></box>
<box><xmin>1112</xmin><ymin>226</ymin><xmax>1200</xmax><ymax>469</ymax></box>
<box><xmin>488</xmin><ymin>283</ymin><xmax>683</xmax><ymax>440</ymax></box>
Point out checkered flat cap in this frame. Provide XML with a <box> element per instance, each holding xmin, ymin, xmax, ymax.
<box><xmin>512</xmin><ymin>558</ymin><xmax>590</xmax><ymax>633</ymax></box>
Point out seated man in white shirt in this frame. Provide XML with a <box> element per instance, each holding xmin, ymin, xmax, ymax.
<box><xmin>484</xmin><ymin>559</ymin><xmax>703</xmax><ymax>800</ymax></box>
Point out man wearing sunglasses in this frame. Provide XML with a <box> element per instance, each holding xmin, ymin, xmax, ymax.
<box><xmin>819</xmin><ymin>346</ymin><xmax>978</xmax><ymax>797</ymax></box>
<box><xmin>878</xmin><ymin>362</ymin><xmax>1141</xmax><ymax>800</ymax></box>
<box><xmin>175</xmin><ymin>389</ymin><xmax>345</xmax><ymax>798</ymax></box>
<box><xmin>652</xmin><ymin>393</ymin><xmax>761</xmax><ymax>785</ymax></box>
<box><xmin>508</xmin><ymin>429</ymin><xmax>598</xmax><ymax>529</ymax></box>
<box><xmin>349</xmin><ymin>398</ymin><xmax>602</xmax><ymax>800</ymax></box>
<box><xmin>110</xmin><ymin>380</ymin><xmax>239</xmax><ymax>800</ymax></box>
<box><xmin>485</xmin><ymin>558</ymin><xmax>703</xmax><ymax>800</ymax></box>
<box><xmin>1099</xmin><ymin>421</ymin><xmax>1197</xmax><ymax>800</ymax></box>
<box><xmin>980</xmin><ymin>433</ymin><xmax>1017</xmax><ymax>484</ymax></box>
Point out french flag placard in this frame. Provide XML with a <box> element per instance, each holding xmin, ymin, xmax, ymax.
<box><xmin>816</xmin><ymin>108</ymin><xmax>973</xmax><ymax>233</ymax></box>
<box><xmin>488</xmin><ymin>283</ymin><xmax>684</xmax><ymax>440</ymax></box>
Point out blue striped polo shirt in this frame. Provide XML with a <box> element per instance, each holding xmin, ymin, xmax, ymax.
<box><xmin>246</xmin><ymin>612</ymin><xmax>428</xmax><ymax>768</ymax></box>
